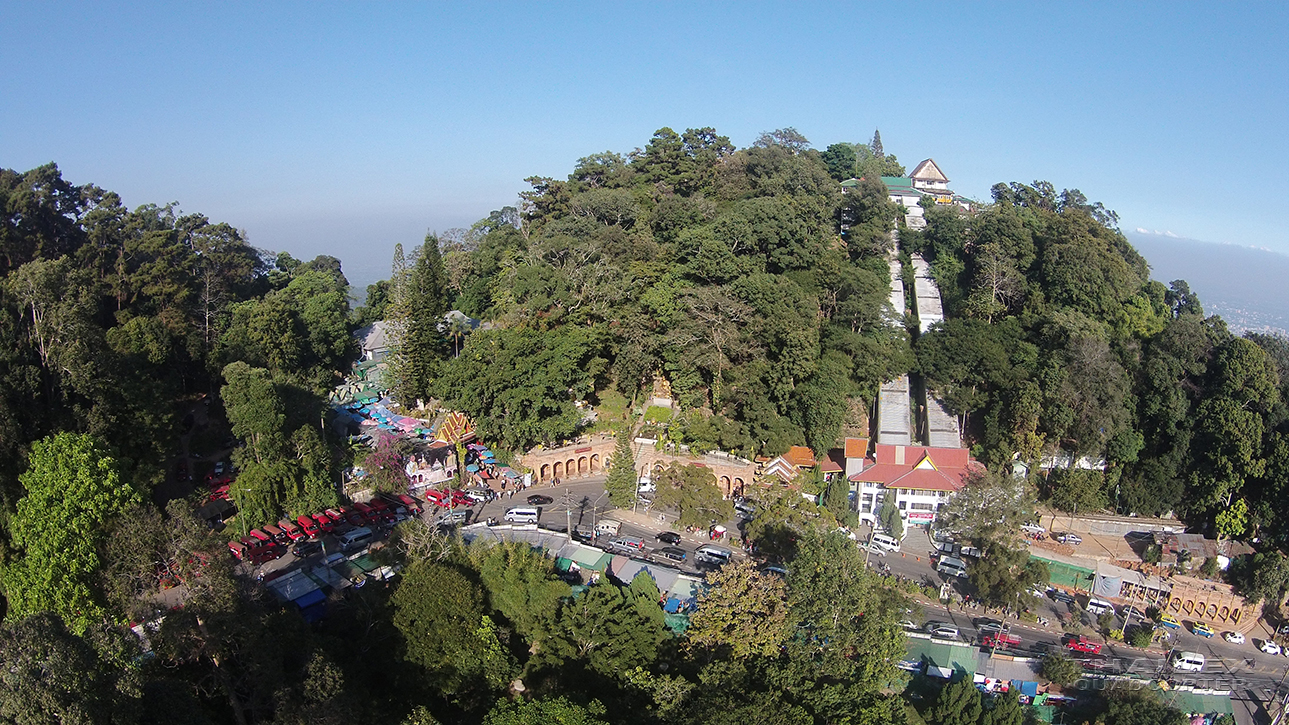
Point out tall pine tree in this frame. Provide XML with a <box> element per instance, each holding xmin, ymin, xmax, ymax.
<box><xmin>605</xmin><ymin>429</ymin><xmax>637</xmax><ymax>508</ymax></box>
<box><xmin>389</xmin><ymin>236</ymin><xmax>450</xmax><ymax>406</ymax></box>
<box><xmin>931</xmin><ymin>679</ymin><xmax>982</xmax><ymax>725</ymax></box>
<box><xmin>871</xmin><ymin>129</ymin><xmax>884</xmax><ymax>159</ymax></box>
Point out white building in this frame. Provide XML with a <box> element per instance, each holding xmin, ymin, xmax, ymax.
<box><xmin>844</xmin><ymin>439</ymin><xmax>981</xmax><ymax>527</ymax></box>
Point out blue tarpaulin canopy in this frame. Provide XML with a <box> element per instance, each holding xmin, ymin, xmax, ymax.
<box><xmin>293</xmin><ymin>589</ymin><xmax>325</xmax><ymax>609</ymax></box>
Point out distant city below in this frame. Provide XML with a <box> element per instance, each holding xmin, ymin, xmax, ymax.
<box><xmin>1126</xmin><ymin>231</ymin><xmax>1289</xmax><ymax>337</ymax></box>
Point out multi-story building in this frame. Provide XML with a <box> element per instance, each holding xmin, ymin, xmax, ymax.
<box><xmin>844</xmin><ymin>438</ymin><xmax>980</xmax><ymax>528</ymax></box>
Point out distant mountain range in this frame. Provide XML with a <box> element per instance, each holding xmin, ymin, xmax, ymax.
<box><xmin>1126</xmin><ymin>231</ymin><xmax>1289</xmax><ymax>337</ymax></box>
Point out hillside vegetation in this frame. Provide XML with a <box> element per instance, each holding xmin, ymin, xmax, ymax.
<box><xmin>0</xmin><ymin>127</ymin><xmax>1285</xmax><ymax>723</ymax></box>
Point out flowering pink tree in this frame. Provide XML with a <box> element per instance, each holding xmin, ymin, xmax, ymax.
<box><xmin>365</xmin><ymin>432</ymin><xmax>411</xmax><ymax>494</ymax></box>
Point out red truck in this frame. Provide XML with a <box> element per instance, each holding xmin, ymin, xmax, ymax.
<box><xmin>228</xmin><ymin>537</ymin><xmax>281</xmax><ymax>565</ymax></box>
<box><xmin>982</xmin><ymin>633</ymin><xmax>1022</xmax><ymax>649</ymax></box>
<box><xmin>277</xmin><ymin>519</ymin><xmax>306</xmax><ymax>542</ymax></box>
<box><xmin>261</xmin><ymin>524</ymin><xmax>288</xmax><ymax>544</ymax></box>
<box><xmin>296</xmin><ymin>514</ymin><xmax>321</xmax><ymax>539</ymax></box>
<box><xmin>1064</xmin><ymin>635</ymin><xmax>1103</xmax><ymax>654</ymax></box>
<box><xmin>381</xmin><ymin>492</ymin><xmax>423</xmax><ymax>516</ymax></box>
<box><xmin>352</xmin><ymin>501</ymin><xmax>378</xmax><ymax>525</ymax></box>
<box><xmin>424</xmin><ymin>489</ymin><xmax>450</xmax><ymax>508</ymax></box>
<box><xmin>312</xmin><ymin>512</ymin><xmax>334</xmax><ymax>534</ymax></box>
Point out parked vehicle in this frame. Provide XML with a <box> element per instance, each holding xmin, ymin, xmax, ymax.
<box><xmin>870</xmin><ymin>533</ymin><xmax>901</xmax><ymax>553</ymax></box>
<box><xmin>974</xmin><ymin>619</ymin><xmax>1004</xmax><ymax>635</ymax></box>
<box><xmin>636</xmin><ymin>476</ymin><xmax>655</xmax><ymax>494</ymax></box>
<box><xmin>1049</xmin><ymin>589</ymin><xmax>1077</xmax><ymax>605</ymax></box>
<box><xmin>982</xmin><ymin>633</ymin><xmax>1021</xmax><ymax>649</ymax></box>
<box><xmin>261</xmin><ymin>524</ymin><xmax>288</xmax><ymax>544</ymax></box>
<box><xmin>655</xmin><ymin>546</ymin><xmax>687</xmax><ymax>563</ymax></box>
<box><xmin>465</xmin><ymin>489</ymin><xmax>492</xmax><ymax>504</ymax></box>
<box><xmin>1224</xmin><ymin>631</ymin><xmax>1246</xmax><ymax>645</ymax></box>
<box><xmin>292</xmin><ymin>540</ymin><xmax>323</xmax><ymax>558</ymax></box>
<box><xmin>924</xmin><ymin>622</ymin><xmax>960</xmax><ymax>639</ymax></box>
<box><xmin>439</xmin><ymin>509</ymin><xmax>470</xmax><ymax>527</ymax></box>
<box><xmin>936</xmin><ymin>556</ymin><xmax>969</xmax><ymax>578</ymax></box>
<box><xmin>656</xmin><ymin>531</ymin><xmax>681</xmax><ymax>545</ymax></box>
<box><xmin>367</xmin><ymin>499</ymin><xmax>395</xmax><ymax>524</ymax></box>
<box><xmin>1020</xmin><ymin>523</ymin><xmax>1045</xmax><ymax>535</ymax></box>
<box><xmin>338</xmin><ymin>526</ymin><xmax>374</xmax><ymax>552</ymax></box>
<box><xmin>1119</xmin><ymin>605</ymin><xmax>1146</xmax><ymax>621</ymax></box>
<box><xmin>610</xmin><ymin>536</ymin><xmax>647</xmax><ymax>553</ymax></box>
<box><xmin>450</xmin><ymin>490</ymin><xmax>472</xmax><ymax>507</ymax></box>
<box><xmin>1064</xmin><ymin>635</ymin><xmax>1103</xmax><ymax>654</ymax></box>
<box><xmin>1056</xmin><ymin>533</ymin><xmax>1083</xmax><ymax>545</ymax></box>
<box><xmin>1261</xmin><ymin>640</ymin><xmax>1282</xmax><ymax>655</ymax></box>
<box><xmin>696</xmin><ymin>545</ymin><xmax>733</xmax><ymax>566</ymax></box>
<box><xmin>230</xmin><ymin>537</ymin><xmax>280</xmax><ymax>565</ymax></box>
<box><xmin>312</xmin><ymin>513</ymin><xmax>334</xmax><ymax>534</ymax></box>
<box><xmin>527</xmin><ymin>494</ymin><xmax>554</xmax><ymax>506</ymax></box>
<box><xmin>1191</xmin><ymin>622</ymin><xmax>1215</xmax><ymax>638</ymax></box>
<box><xmin>1086</xmin><ymin>598</ymin><xmax>1116</xmax><ymax>616</ymax></box>
<box><xmin>247</xmin><ymin>528</ymin><xmax>273</xmax><ymax>545</ymax></box>
<box><xmin>381</xmin><ymin>492</ymin><xmax>423</xmax><ymax>515</ymax></box>
<box><xmin>352</xmin><ymin>501</ymin><xmax>378</xmax><ymax>525</ymax></box>
<box><xmin>1171</xmin><ymin>651</ymin><xmax>1206</xmax><ymax>671</ymax></box>
<box><xmin>278</xmin><ymin>519</ymin><xmax>305</xmax><ymax>542</ymax></box>
<box><xmin>424</xmin><ymin>489</ymin><xmax>451</xmax><ymax>508</ymax></box>
<box><xmin>297</xmin><ymin>514</ymin><xmax>321</xmax><ymax>538</ymax></box>
<box><xmin>1160</xmin><ymin>614</ymin><xmax>1181</xmax><ymax>629</ymax></box>
<box><xmin>504</xmin><ymin>507</ymin><xmax>539</xmax><ymax>523</ymax></box>
<box><xmin>596</xmin><ymin>520</ymin><xmax>622</xmax><ymax>537</ymax></box>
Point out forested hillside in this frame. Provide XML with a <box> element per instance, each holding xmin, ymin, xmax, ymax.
<box><xmin>1</xmin><ymin>126</ymin><xmax>1287</xmax><ymax>723</ymax></box>
<box><xmin>396</xmin><ymin>128</ymin><xmax>911</xmax><ymax>459</ymax></box>
<box><xmin>397</xmin><ymin>128</ymin><xmax>1288</xmax><ymax>541</ymax></box>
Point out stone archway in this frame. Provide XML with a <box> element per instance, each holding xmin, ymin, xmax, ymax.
<box><xmin>567</xmin><ymin>459</ymin><xmax>576</xmax><ymax>478</ymax></box>
<box><xmin>720</xmin><ymin>476</ymin><xmax>731</xmax><ymax>496</ymax></box>
<box><xmin>578</xmin><ymin>456</ymin><xmax>588</xmax><ymax>475</ymax></box>
<box><xmin>734</xmin><ymin>478</ymin><xmax>745</xmax><ymax>497</ymax></box>
<box><xmin>540</xmin><ymin>464</ymin><xmax>551</xmax><ymax>481</ymax></box>
<box><xmin>553</xmin><ymin>461</ymin><xmax>564</xmax><ymax>478</ymax></box>
<box><xmin>590</xmin><ymin>453</ymin><xmax>601</xmax><ymax>472</ymax></box>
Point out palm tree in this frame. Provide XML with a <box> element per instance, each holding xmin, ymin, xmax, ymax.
<box><xmin>447</xmin><ymin>315</ymin><xmax>472</xmax><ymax>357</ymax></box>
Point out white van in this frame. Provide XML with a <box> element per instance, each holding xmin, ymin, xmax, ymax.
<box><xmin>1086</xmin><ymin>598</ymin><xmax>1115</xmax><ymax>616</ymax></box>
<box><xmin>696</xmin><ymin>545</ymin><xmax>732</xmax><ymax>565</ymax></box>
<box><xmin>338</xmin><ymin>526</ymin><xmax>374</xmax><ymax>551</ymax></box>
<box><xmin>596</xmin><ymin>520</ymin><xmax>622</xmax><ymax>536</ymax></box>
<box><xmin>937</xmin><ymin>556</ymin><xmax>969</xmax><ymax>578</ymax></box>
<box><xmin>1170</xmin><ymin>651</ymin><xmax>1205</xmax><ymax>672</ymax></box>
<box><xmin>504</xmin><ymin>506</ymin><xmax>539</xmax><ymax>523</ymax></box>
<box><xmin>870</xmin><ymin>533</ymin><xmax>901</xmax><ymax>553</ymax></box>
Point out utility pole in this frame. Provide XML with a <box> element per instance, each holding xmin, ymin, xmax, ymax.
<box><xmin>1269</xmin><ymin>662</ymin><xmax>1289</xmax><ymax>725</ymax></box>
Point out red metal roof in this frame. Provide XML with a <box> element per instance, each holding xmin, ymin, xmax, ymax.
<box><xmin>847</xmin><ymin>447</ymin><xmax>975</xmax><ymax>491</ymax></box>
<box><xmin>821</xmin><ymin>448</ymin><xmax>845</xmax><ymax>473</ymax></box>
<box><xmin>783</xmin><ymin>446</ymin><xmax>816</xmax><ymax>468</ymax></box>
<box><xmin>844</xmin><ymin>437</ymin><xmax>869</xmax><ymax>459</ymax></box>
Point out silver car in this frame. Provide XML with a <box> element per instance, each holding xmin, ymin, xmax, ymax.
<box><xmin>924</xmin><ymin>621</ymin><xmax>960</xmax><ymax>639</ymax></box>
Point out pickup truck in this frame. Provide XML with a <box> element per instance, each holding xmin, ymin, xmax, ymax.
<box><xmin>1064</xmin><ymin>635</ymin><xmax>1103</xmax><ymax>654</ymax></box>
<box><xmin>982</xmin><ymin>633</ymin><xmax>1021</xmax><ymax>649</ymax></box>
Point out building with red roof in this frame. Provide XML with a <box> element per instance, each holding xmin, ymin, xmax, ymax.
<box><xmin>846</xmin><ymin>442</ymin><xmax>980</xmax><ymax>527</ymax></box>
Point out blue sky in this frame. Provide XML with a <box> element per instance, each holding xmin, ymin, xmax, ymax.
<box><xmin>2</xmin><ymin>2</ymin><xmax>1287</xmax><ymax>290</ymax></box>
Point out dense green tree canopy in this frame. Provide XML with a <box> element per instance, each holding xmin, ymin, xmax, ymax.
<box><xmin>2</xmin><ymin>432</ymin><xmax>140</xmax><ymax>633</ymax></box>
